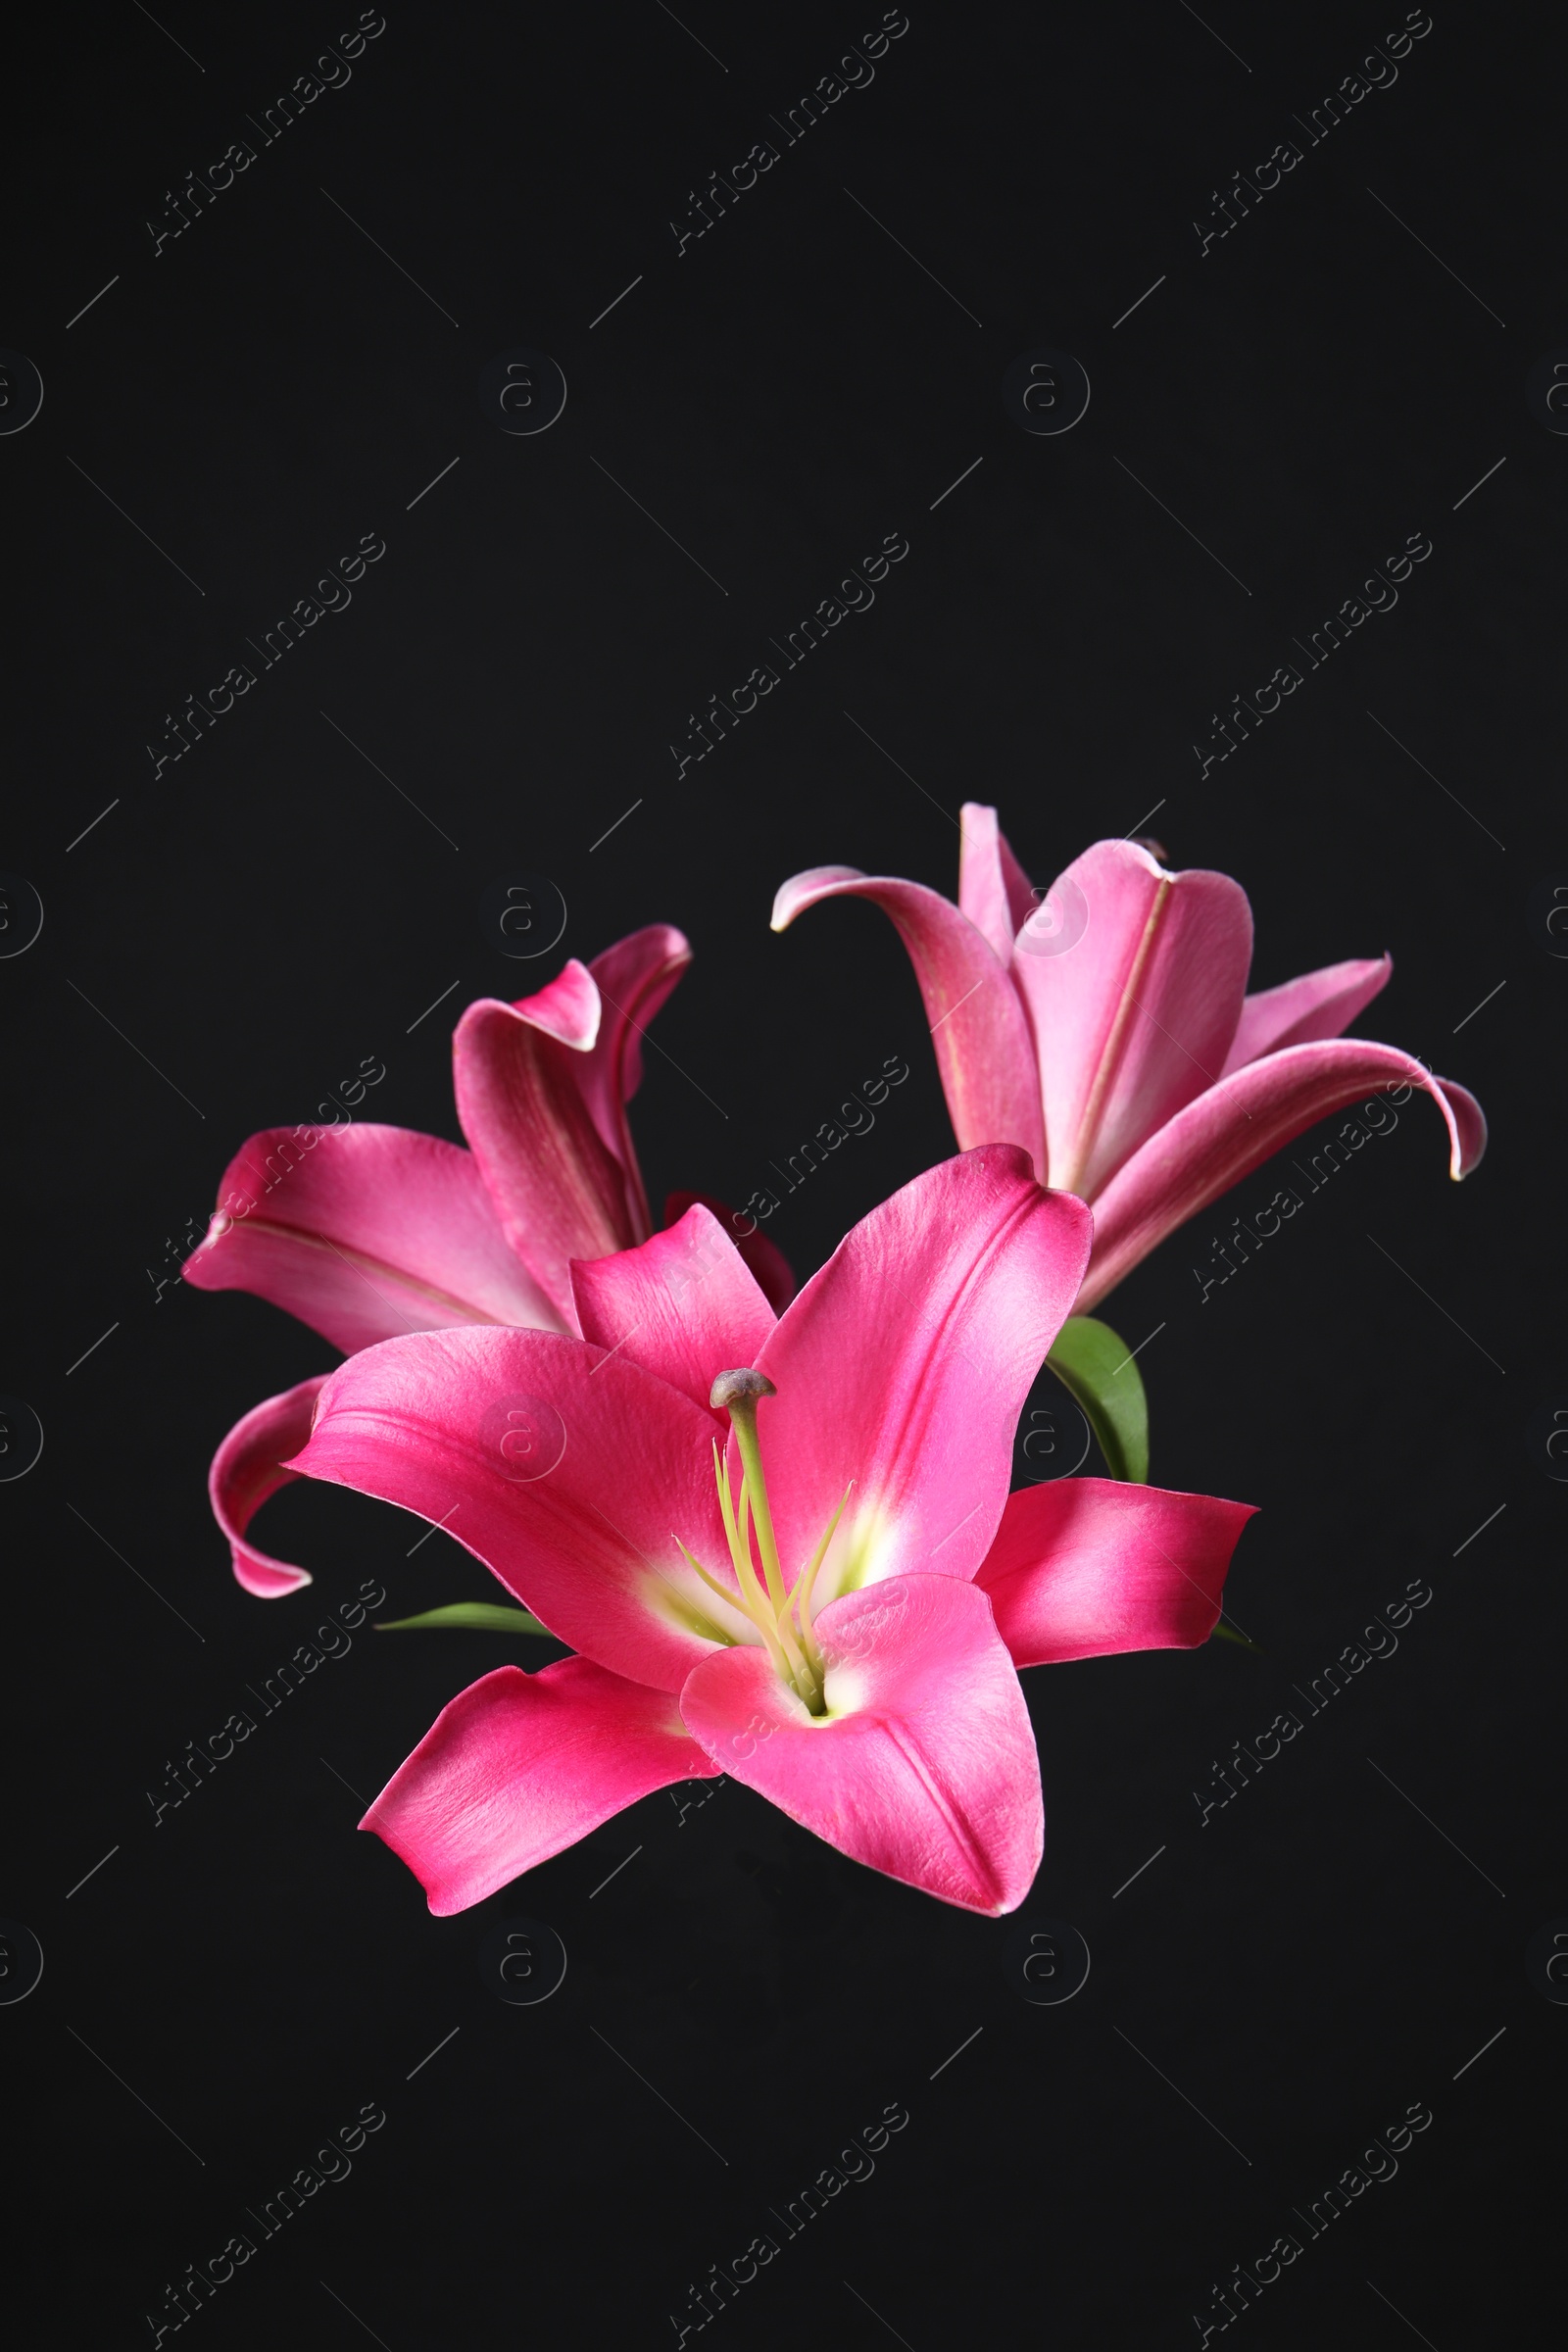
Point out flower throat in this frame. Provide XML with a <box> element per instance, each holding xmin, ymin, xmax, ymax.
<box><xmin>675</xmin><ymin>1369</ymin><xmax>849</xmax><ymax>1716</ymax></box>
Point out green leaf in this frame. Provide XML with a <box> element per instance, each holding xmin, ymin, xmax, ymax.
<box><xmin>1209</xmin><ymin>1620</ymin><xmax>1265</xmax><ymax>1653</ymax></box>
<box><xmin>375</xmin><ymin>1602</ymin><xmax>555</xmax><ymax>1637</ymax></box>
<box><xmin>1045</xmin><ymin>1315</ymin><xmax>1150</xmax><ymax>1484</ymax></box>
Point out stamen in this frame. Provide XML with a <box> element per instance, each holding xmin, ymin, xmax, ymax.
<box><xmin>781</xmin><ymin>1481</ymin><xmax>854</xmax><ymax>1676</ymax></box>
<box><xmin>671</xmin><ymin>1537</ymin><xmax>752</xmax><ymax>1630</ymax></box>
<box><xmin>705</xmin><ymin>1369</ymin><xmax>828</xmax><ymax>1715</ymax></box>
<box><xmin>710</xmin><ymin>1370</ymin><xmax>788</xmax><ymax>1616</ymax></box>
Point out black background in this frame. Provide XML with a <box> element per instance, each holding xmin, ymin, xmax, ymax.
<box><xmin>3</xmin><ymin>3</ymin><xmax>1561</xmax><ymax>2344</ymax></box>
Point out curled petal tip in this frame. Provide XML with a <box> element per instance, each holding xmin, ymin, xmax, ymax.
<box><xmin>770</xmin><ymin>865</ymin><xmax>866</xmax><ymax>932</ymax></box>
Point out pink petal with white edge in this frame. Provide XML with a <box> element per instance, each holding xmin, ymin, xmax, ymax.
<box><xmin>975</xmin><ymin>1479</ymin><xmax>1256</xmax><ymax>1667</ymax></box>
<box><xmin>288</xmin><ymin>1326</ymin><xmax>751</xmax><ymax>1690</ymax></box>
<box><xmin>746</xmin><ymin>1149</ymin><xmax>1091</xmax><ymax>1607</ymax></box>
<box><xmin>453</xmin><ymin>972</ymin><xmax>644</xmax><ymax>1327</ymax></box>
<box><xmin>958</xmin><ymin>802</ymin><xmax>1037</xmax><ymax>965</ymax></box>
<box><xmin>771</xmin><ymin>865</ymin><xmax>1046</xmax><ymax>1173</ymax></box>
<box><xmin>570</xmin><ymin>1205</ymin><xmax>777</xmax><ymax>1418</ymax></box>
<box><xmin>663</xmin><ymin>1191</ymin><xmax>797</xmax><ymax>1313</ymax></box>
<box><xmin>182</xmin><ymin>1124</ymin><xmax>562</xmax><ymax>1352</ymax></box>
<box><xmin>364</xmin><ymin>1659</ymin><xmax>718</xmax><ymax>1916</ymax></box>
<box><xmin>681</xmin><ymin>1576</ymin><xmax>1041</xmax><ymax>1915</ymax></box>
<box><xmin>1221</xmin><ymin>955</ymin><xmax>1393</xmax><ymax>1077</ymax></box>
<box><xmin>209</xmin><ymin>1376</ymin><xmax>329</xmax><ymax>1595</ymax></box>
<box><xmin>1011</xmin><ymin>839</ymin><xmax>1252</xmax><ymax>1197</ymax></box>
<box><xmin>1080</xmin><ymin>1040</ymin><xmax>1487</xmax><ymax>1310</ymax></box>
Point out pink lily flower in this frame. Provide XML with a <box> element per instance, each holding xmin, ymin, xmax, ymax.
<box><xmin>185</xmin><ymin>926</ymin><xmax>791</xmax><ymax>1596</ymax></box>
<box><xmin>285</xmin><ymin>1152</ymin><xmax>1253</xmax><ymax>1916</ymax></box>
<box><xmin>772</xmin><ymin>810</ymin><xmax>1486</xmax><ymax>1309</ymax></box>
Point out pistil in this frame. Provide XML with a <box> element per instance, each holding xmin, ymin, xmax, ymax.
<box><xmin>673</xmin><ymin>1369</ymin><xmax>852</xmax><ymax>1717</ymax></box>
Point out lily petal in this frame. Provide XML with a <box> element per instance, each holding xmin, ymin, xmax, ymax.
<box><xmin>209</xmin><ymin>1376</ymin><xmax>329</xmax><ymax>1595</ymax></box>
<box><xmin>453</xmin><ymin>969</ymin><xmax>643</xmax><ymax>1327</ymax></box>
<box><xmin>1010</xmin><ymin>840</ymin><xmax>1252</xmax><ymax>1196</ymax></box>
<box><xmin>681</xmin><ymin>1576</ymin><xmax>1041</xmax><ymax>1915</ymax></box>
<box><xmin>749</xmin><ymin>1148</ymin><xmax>1092</xmax><ymax>1606</ymax></box>
<box><xmin>771</xmin><ymin>865</ymin><xmax>1046</xmax><ymax>1172</ymax></box>
<box><xmin>662</xmin><ymin>1190</ymin><xmax>797</xmax><ymax>1312</ymax></box>
<box><xmin>363</xmin><ymin>1659</ymin><xmax>718</xmax><ymax>1916</ymax></box>
<box><xmin>1081</xmin><ymin>1040</ymin><xmax>1488</xmax><ymax>1309</ymax></box>
<box><xmin>287</xmin><ymin>1327</ymin><xmax>749</xmax><ymax>1691</ymax></box>
<box><xmin>183</xmin><ymin>1124</ymin><xmax>562</xmax><ymax>1351</ymax></box>
<box><xmin>1221</xmin><ymin>955</ymin><xmax>1393</xmax><ymax>1076</ymax></box>
<box><xmin>958</xmin><ymin>802</ymin><xmax>1036</xmax><ymax>964</ymax></box>
<box><xmin>570</xmin><ymin>1205</ymin><xmax>777</xmax><ymax>1418</ymax></box>
<box><xmin>580</xmin><ymin>925</ymin><xmax>693</xmax><ymax>1230</ymax></box>
<box><xmin>974</xmin><ymin>1479</ymin><xmax>1256</xmax><ymax>1666</ymax></box>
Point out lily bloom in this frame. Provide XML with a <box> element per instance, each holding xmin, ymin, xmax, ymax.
<box><xmin>185</xmin><ymin>927</ymin><xmax>791</xmax><ymax>1596</ymax></box>
<box><xmin>286</xmin><ymin>1152</ymin><xmax>1253</xmax><ymax>1916</ymax></box>
<box><xmin>772</xmin><ymin>810</ymin><xmax>1486</xmax><ymax>1309</ymax></box>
